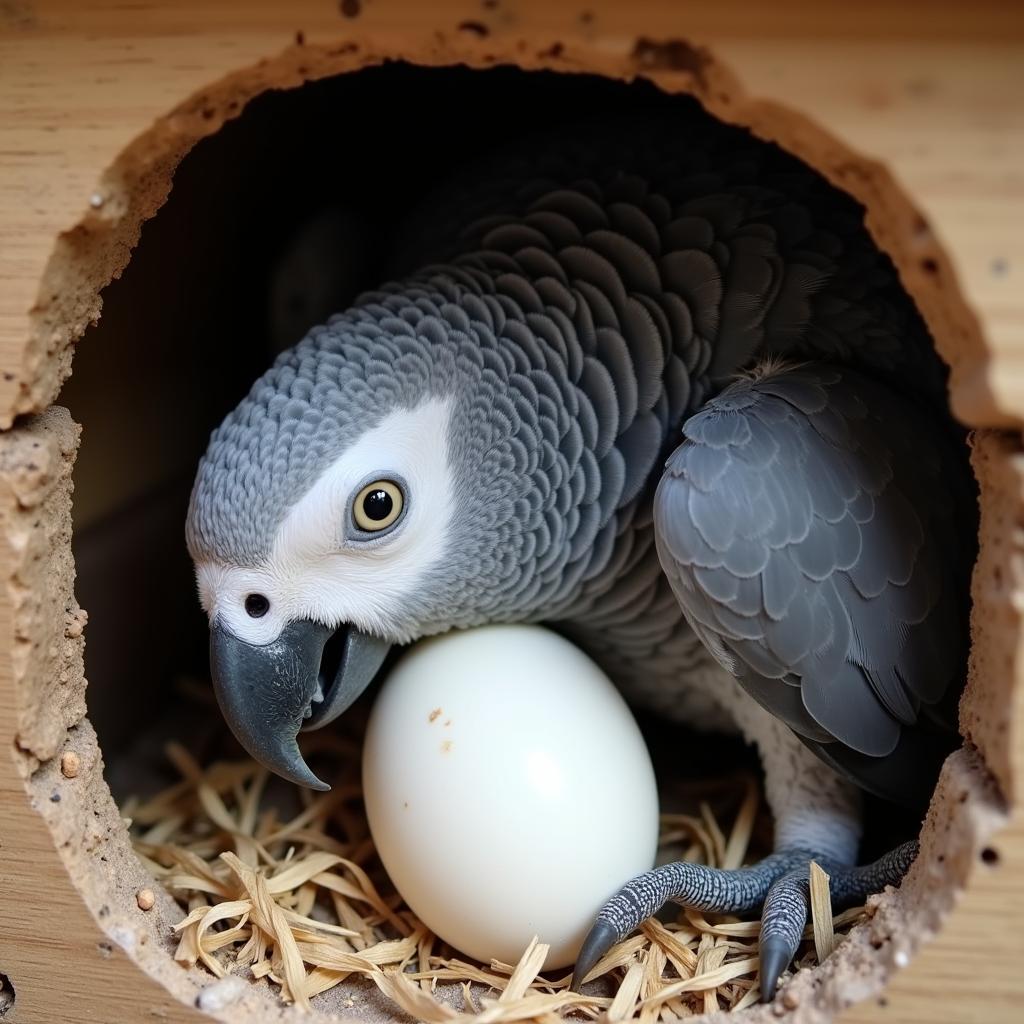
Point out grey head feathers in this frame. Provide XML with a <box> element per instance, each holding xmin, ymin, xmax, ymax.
<box><xmin>186</xmin><ymin>313</ymin><xmax>444</xmax><ymax>568</ymax></box>
<box><xmin>187</xmin><ymin>256</ymin><xmax>666</xmax><ymax>639</ymax></box>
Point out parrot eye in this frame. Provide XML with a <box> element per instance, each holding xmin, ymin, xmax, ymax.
<box><xmin>244</xmin><ymin>593</ymin><xmax>270</xmax><ymax>618</ymax></box>
<box><xmin>353</xmin><ymin>479</ymin><xmax>404</xmax><ymax>533</ymax></box>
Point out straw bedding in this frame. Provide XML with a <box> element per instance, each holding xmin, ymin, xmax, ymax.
<box><xmin>123</xmin><ymin>725</ymin><xmax>867</xmax><ymax>1020</ymax></box>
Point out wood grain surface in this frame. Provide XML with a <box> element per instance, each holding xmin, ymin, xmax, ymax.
<box><xmin>1</xmin><ymin>2</ymin><xmax>1022</xmax><ymax>1022</ymax></box>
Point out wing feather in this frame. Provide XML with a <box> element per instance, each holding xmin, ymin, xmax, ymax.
<box><xmin>655</xmin><ymin>363</ymin><xmax>971</xmax><ymax>780</ymax></box>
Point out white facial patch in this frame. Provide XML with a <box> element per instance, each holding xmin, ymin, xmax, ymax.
<box><xmin>195</xmin><ymin>397</ymin><xmax>455</xmax><ymax>645</ymax></box>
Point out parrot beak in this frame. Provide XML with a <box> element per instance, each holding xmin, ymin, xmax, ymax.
<box><xmin>209</xmin><ymin>618</ymin><xmax>391</xmax><ymax>790</ymax></box>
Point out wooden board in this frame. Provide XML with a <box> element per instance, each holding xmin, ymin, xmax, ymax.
<box><xmin>1</xmin><ymin>2</ymin><xmax>1023</xmax><ymax>1022</ymax></box>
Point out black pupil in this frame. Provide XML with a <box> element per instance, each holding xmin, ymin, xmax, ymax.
<box><xmin>245</xmin><ymin>593</ymin><xmax>270</xmax><ymax>618</ymax></box>
<box><xmin>363</xmin><ymin>489</ymin><xmax>393</xmax><ymax>522</ymax></box>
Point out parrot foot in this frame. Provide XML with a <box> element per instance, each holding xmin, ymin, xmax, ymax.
<box><xmin>570</xmin><ymin>840</ymin><xmax>918</xmax><ymax>1001</ymax></box>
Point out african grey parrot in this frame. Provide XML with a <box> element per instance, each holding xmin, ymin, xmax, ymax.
<box><xmin>185</xmin><ymin>111</ymin><xmax>974</xmax><ymax>999</ymax></box>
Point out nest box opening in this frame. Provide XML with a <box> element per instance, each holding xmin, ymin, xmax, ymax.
<box><xmin>40</xmin><ymin>57</ymin><xmax>1008</xmax><ymax>1022</ymax></box>
<box><xmin>0</xmin><ymin>972</ymin><xmax>14</xmax><ymax>1018</ymax></box>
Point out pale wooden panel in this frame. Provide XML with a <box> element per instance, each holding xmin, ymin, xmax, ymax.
<box><xmin>1</xmin><ymin>2</ymin><xmax>1023</xmax><ymax>424</ymax></box>
<box><xmin>1</xmin><ymin>3</ymin><xmax>1022</xmax><ymax>1022</ymax></box>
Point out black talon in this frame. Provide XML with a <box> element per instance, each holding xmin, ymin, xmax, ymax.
<box><xmin>572</xmin><ymin>842</ymin><xmax>917</xmax><ymax>1001</ymax></box>
<box><xmin>759</xmin><ymin>936</ymin><xmax>795</xmax><ymax>1002</ymax></box>
<box><xmin>571</xmin><ymin>919</ymin><xmax>619</xmax><ymax>991</ymax></box>
<box><xmin>758</xmin><ymin>869</ymin><xmax>811</xmax><ymax>1002</ymax></box>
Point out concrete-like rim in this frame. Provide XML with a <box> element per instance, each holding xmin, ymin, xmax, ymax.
<box><xmin>10</xmin><ymin>27</ymin><xmax>1011</xmax><ymax>1024</ymax></box>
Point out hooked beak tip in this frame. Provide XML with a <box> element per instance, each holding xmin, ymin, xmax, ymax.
<box><xmin>291</xmin><ymin>765</ymin><xmax>331</xmax><ymax>793</ymax></box>
<box><xmin>209</xmin><ymin>618</ymin><xmax>331</xmax><ymax>790</ymax></box>
<box><xmin>208</xmin><ymin>618</ymin><xmax>390</xmax><ymax>790</ymax></box>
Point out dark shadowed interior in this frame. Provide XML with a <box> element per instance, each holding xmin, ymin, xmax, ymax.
<box><xmin>61</xmin><ymin>63</ymin><xmax>921</xmax><ymax>854</ymax></box>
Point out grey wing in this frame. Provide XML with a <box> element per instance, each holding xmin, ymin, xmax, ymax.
<box><xmin>653</xmin><ymin>363</ymin><xmax>971</xmax><ymax>794</ymax></box>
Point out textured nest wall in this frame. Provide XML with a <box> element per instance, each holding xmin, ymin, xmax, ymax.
<box><xmin>0</xmin><ymin>26</ymin><xmax>1013</xmax><ymax>1024</ymax></box>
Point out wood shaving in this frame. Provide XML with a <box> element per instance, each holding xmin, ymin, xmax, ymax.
<box><xmin>125</xmin><ymin>735</ymin><xmax>868</xmax><ymax>1019</ymax></box>
<box><xmin>808</xmin><ymin>862</ymin><xmax>836</xmax><ymax>964</ymax></box>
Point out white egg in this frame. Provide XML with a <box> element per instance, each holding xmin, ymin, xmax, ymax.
<box><xmin>362</xmin><ymin>623</ymin><xmax>659</xmax><ymax>970</ymax></box>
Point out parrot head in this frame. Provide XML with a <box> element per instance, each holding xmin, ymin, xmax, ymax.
<box><xmin>188</xmin><ymin>396</ymin><xmax>455</xmax><ymax>790</ymax></box>
<box><xmin>186</xmin><ymin>298</ymin><xmax>587</xmax><ymax>789</ymax></box>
